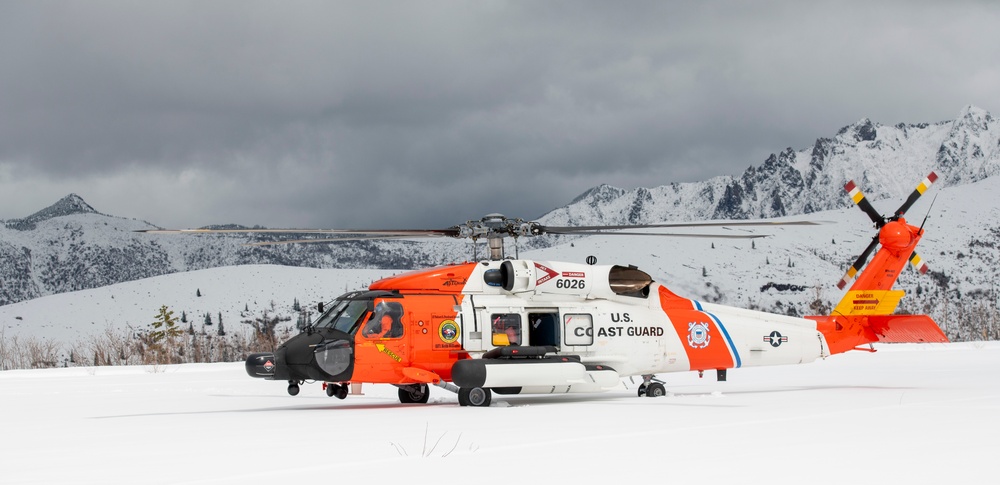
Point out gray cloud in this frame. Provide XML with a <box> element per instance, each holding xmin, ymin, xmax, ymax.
<box><xmin>1</xmin><ymin>1</ymin><xmax>998</xmax><ymax>229</ymax></box>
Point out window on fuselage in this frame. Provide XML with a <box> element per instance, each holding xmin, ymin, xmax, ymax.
<box><xmin>563</xmin><ymin>313</ymin><xmax>594</xmax><ymax>346</ymax></box>
<box><xmin>491</xmin><ymin>313</ymin><xmax>521</xmax><ymax>346</ymax></box>
<box><xmin>314</xmin><ymin>299</ymin><xmax>370</xmax><ymax>335</ymax></box>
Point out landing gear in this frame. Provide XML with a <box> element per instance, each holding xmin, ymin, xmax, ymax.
<box><xmin>458</xmin><ymin>387</ymin><xmax>492</xmax><ymax>407</ymax></box>
<box><xmin>398</xmin><ymin>384</ymin><xmax>430</xmax><ymax>404</ymax></box>
<box><xmin>645</xmin><ymin>382</ymin><xmax>666</xmax><ymax>397</ymax></box>
<box><xmin>287</xmin><ymin>380</ymin><xmax>301</xmax><ymax>396</ymax></box>
<box><xmin>325</xmin><ymin>382</ymin><xmax>348</xmax><ymax>399</ymax></box>
<box><xmin>637</xmin><ymin>375</ymin><xmax>666</xmax><ymax>398</ymax></box>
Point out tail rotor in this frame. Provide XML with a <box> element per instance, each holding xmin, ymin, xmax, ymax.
<box><xmin>837</xmin><ymin>172</ymin><xmax>938</xmax><ymax>290</ymax></box>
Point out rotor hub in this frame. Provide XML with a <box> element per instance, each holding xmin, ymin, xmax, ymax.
<box><xmin>879</xmin><ymin>219</ymin><xmax>915</xmax><ymax>252</ymax></box>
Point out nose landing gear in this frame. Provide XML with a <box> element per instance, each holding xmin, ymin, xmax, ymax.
<box><xmin>287</xmin><ymin>380</ymin><xmax>301</xmax><ymax>396</ymax></box>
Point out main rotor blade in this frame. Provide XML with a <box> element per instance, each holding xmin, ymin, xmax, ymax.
<box><xmin>538</xmin><ymin>230</ymin><xmax>769</xmax><ymax>239</ymax></box>
<box><xmin>244</xmin><ymin>235</ymin><xmax>433</xmax><ymax>247</ymax></box>
<box><xmin>837</xmin><ymin>235</ymin><xmax>880</xmax><ymax>290</ymax></box>
<box><xmin>537</xmin><ymin>220</ymin><xmax>822</xmax><ymax>234</ymax></box>
<box><xmin>138</xmin><ymin>227</ymin><xmax>462</xmax><ymax>237</ymax></box>
<box><xmin>894</xmin><ymin>171</ymin><xmax>939</xmax><ymax>218</ymax></box>
<box><xmin>844</xmin><ymin>180</ymin><xmax>884</xmax><ymax>227</ymax></box>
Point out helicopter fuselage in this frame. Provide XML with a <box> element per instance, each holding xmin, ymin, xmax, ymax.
<box><xmin>247</xmin><ymin>259</ymin><xmax>830</xmax><ymax>401</ymax></box>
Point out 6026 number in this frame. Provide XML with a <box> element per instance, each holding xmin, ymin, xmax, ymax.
<box><xmin>555</xmin><ymin>279</ymin><xmax>585</xmax><ymax>289</ymax></box>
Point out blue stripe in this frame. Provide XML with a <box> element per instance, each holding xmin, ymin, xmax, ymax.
<box><xmin>694</xmin><ymin>300</ymin><xmax>742</xmax><ymax>368</ymax></box>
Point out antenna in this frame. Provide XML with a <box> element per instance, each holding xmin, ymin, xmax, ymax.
<box><xmin>918</xmin><ymin>194</ymin><xmax>939</xmax><ymax>233</ymax></box>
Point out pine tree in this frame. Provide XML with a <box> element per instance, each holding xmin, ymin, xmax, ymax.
<box><xmin>751</xmin><ymin>240</ymin><xmax>756</xmax><ymax>250</ymax></box>
<box><xmin>204</xmin><ymin>313</ymin><xmax>212</xmax><ymax>325</ymax></box>
<box><xmin>702</xmin><ymin>266</ymin><xmax>708</xmax><ymax>277</ymax></box>
<box><xmin>151</xmin><ymin>305</ymin><xmax>182</xmax><ymax>343</ymax></box>
<box><xmin>196</xmin><ymin>288</ymin><xmax>202</xmax><ymax>297</ymax></box>
<box><xmin>181</xmin><ymin>311</ymin><xmax>187</xmax><ymax>323</ymax></box>
<box><xmin>217</xmin><ymin>316</ymin><xmax>226</xmax><ymax>336</ymax></box>
<box><xmin>293</xmin><ymin>298</ymin><xmax>301</xmax><ymax>312</ymax></box>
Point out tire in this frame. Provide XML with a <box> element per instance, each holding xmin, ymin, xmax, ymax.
<box><xmin>637</xmin><ymin>383</ymin><xmax>647</xmax><ymax>397</ymax></box>
<box><xmin>398</xmin><ymin>384</ymin><xmax>430</xmax><ymax>404</ymax></box>
<box><xmin>287</xmin><ymin>383</ymin><xmax>300</xmax><ymax>396</ymax></box>
<box><xmin>458</xmin><ymin>387</ymin><xmax>491</xmax><ymax>407</ymax></box>
<box><xmin>646</xmin><ymin>382</ymin><xmax>666</xmax><ymax>398</ymax></box>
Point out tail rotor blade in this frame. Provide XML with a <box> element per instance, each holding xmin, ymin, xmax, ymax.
<box><xmin>844</xmin><ymin>180</ymin><xmax>885</xmax><ymax>227</ymax></box>
<box><xmin>837</xmin><ymin>235</ymin><xmax>880</xmax><ymax>289</ymax></box>
<box><xmin>894</xmin><ymin>171</ymin><xmax>939</xmax><ymax>218</ymax></box>
<box><xmin>909</xmin><ymin>251</ymin><xmax>929</xmax><ymax>274</ymax></box>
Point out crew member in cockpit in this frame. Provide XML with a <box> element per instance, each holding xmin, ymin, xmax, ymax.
<box><xmin>362</xmin><ymin>302</ymin><xmax>403</xmax><ymax>339</ymax></box>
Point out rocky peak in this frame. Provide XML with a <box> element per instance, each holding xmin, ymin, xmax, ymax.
<box><xmin>4</xmin><ymin>194</ymin><xmax>100</xmax><ymax>231</ymax></box>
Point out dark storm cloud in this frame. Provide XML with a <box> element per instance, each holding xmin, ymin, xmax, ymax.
<box><xmin>1</xmin><ymin>1</ymin><xmax>998</xmax><ymax>229</ymax></box>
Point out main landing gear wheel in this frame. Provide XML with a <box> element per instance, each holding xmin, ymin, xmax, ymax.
<box><xmin>399</xmin><ymin>384</ymin><xmax>430</xmax><ymax>404</ymax></box>
<box><xmin>645</xmin><ymin>382</ymin><xmax>666</xmax><ymax>397</ymax></box>
<box><xmin>458</xmin><ymin>387</ymin><xmax>492</xmax><ymax>407</ymax></box>
<box><xmin>638</xmin><ymin>375</ymin><xmax>666</xmax><ymax>398</ymax></box>
<box><xmin>326</xmin><ymin>383</ymin><xmax>348</xmax><ymax>399</ymax></box>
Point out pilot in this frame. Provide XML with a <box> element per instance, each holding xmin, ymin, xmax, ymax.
<box><xmin>363</xmin><ymin>302</ymin><xmax>403</xmax><ymax>338</ymax></box>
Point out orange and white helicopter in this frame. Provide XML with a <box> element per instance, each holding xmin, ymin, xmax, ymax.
<box><xmin>147</xmin><ymin>173</ymin><xmax>947</xmax><ymax>406</ymax></box>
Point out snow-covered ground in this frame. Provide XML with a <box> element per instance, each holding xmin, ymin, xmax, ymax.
<box><xmin>2</xmin><ymin>342</ymin><xmax>997</xmax><ymax>484</ymax></box>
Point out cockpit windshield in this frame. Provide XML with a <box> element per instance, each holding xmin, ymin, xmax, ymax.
<box><xmin>313</xmin><ymin>299</ymin><xmax>370</xmax><ymax>335</ymax></box>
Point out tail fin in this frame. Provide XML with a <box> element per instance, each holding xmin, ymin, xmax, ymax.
<box><xmin>812</xmin><ymin>173</ymin><xmax>948</xmax><ymax>354</ymax></box>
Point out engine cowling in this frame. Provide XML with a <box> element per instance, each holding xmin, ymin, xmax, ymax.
<box><xmin>485</xmin><ymin>259</ymin><xmax>652</xmax><ymax>299</ymax></box>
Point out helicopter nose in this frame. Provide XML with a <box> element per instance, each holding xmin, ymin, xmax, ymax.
<box><xmin>245</xmin><ymin>352</ymin><xmax>277</xmax><ymax>378</ymax></box>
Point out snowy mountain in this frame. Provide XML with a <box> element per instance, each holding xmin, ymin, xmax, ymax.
<box><xmin>2</xmin><ymin>175</ymin><xmax>999</xmax><ymax>353</ymax></box>
<box><xmin>0</xmin><ymin>196</ymin><xmax>466</xmax><ymax>306</ymax></box>
<box><xmin>1</xmin><ymin>105</ymin><xmax>999</xmax><ymax>330</ymax></box>
<box><xmin>540</xmin><ymin>105</ymin><xmax>998</xmax><ymax>226</ymax></box>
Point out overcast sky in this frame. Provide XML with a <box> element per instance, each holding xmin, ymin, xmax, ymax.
<box><xmin>1</xmin><ymin>1</ymin><xmax>997</xmax><ymax>230</ymax></box>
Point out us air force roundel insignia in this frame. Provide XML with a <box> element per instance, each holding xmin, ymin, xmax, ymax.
<box><xmin>687</xmin><ymin>322</ymin><xmax>711</xmax><ymax>349</ymax></box>
<box><xmin>764</xmin><ymin>331</ymin><xmax>788</xmax><ymax>347</ymax></box>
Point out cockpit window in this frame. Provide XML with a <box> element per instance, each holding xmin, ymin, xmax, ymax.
<box><xmin>361</xmin><ymin>301</ymin><xmax>404</xmax><ymax>339</ymax></box>
<box><xmin>313</xmin><ymin>299</ymin><xmax>370</xmax><ymax>335</ymax></box>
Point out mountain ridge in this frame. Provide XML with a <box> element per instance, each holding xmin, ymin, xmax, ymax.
<box><xmin>2</xmin><ymin>105</ymin><xmax>998</xmax><ymax>312</ymax></box>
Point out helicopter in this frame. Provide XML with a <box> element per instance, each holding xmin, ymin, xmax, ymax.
<box><xmin>143</xmin><ymin>173</ymin><xmax>947</xmax><ymax>406</ymax></box>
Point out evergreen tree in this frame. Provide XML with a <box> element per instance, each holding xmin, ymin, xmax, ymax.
<box><xmin>204</xmin><ymin>313</ymin><xmax>212</xmax><ymax>325</ymax></box>
<box><xmin>293</xmin><ymin>298</ymin><xmax>301</xmax><ymax>312</ymax></box>
<box><xmin>702</xmin><ymin>266</ymin><xmax>708</xmax><ymax>277</ymax></box>
<box><xmin>181</xmin><ymin>311</ymin><xmax>187</xmax><ymax>323</ymax></box>
<box><xmin>197</xmin><ymin>288</ymin><xmax>202</xmax><ymax>297</ymax></box>
<box><xmin>711</xmin><ymin>242</ymin><xmax>715</xmax><ymax>249</ymax></box>
<box><xmin>217</xmin><ymin>315</ymin><xmax>226</xmax><ymax>336</ymax></box>
<box><xmin>151</xmin><ymin>305</ymin><xmax>182</xmax><ymax>344</ymax></box>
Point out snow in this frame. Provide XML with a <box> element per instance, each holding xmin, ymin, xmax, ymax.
<box><xmin>1</xmin><ymin>342</ymin><xmax>997</xmax><ymax>484</ymax></box>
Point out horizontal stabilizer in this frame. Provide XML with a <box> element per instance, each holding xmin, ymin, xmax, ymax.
<box><xmin>867</xmin><ymin>315</ymin><xmax>948</xmax><ymax>343</ymax></box>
